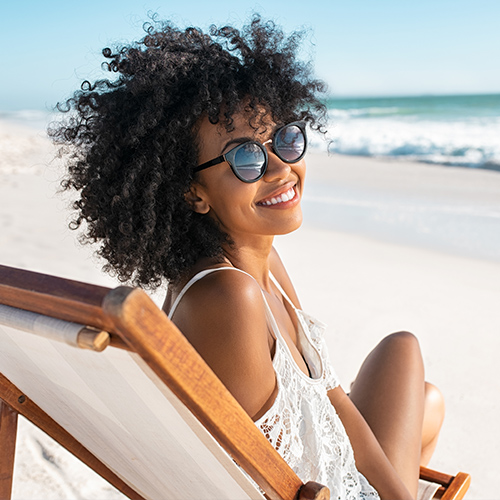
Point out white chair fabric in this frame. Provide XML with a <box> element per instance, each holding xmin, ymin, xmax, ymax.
<box><xmin>0</xmin><ymin>311</ymin><xmax>264</xmax><ymax>500</ymax></box>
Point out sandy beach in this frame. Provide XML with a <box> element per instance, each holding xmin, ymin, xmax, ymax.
<box><xmin>1</xmin><ymin>121</ymin><xmax>499</xmax><ymax>499</ymax></box>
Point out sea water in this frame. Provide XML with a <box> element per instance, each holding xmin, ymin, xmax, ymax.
<box><xmin>3</xmin><ymin>94</ymin><xmax>500</xmax><ymax>170</ymax></box>
<box><xmin>314</xmin><ymin>94</ymin><xmax>500</xmax><ymax>171</ymax></box>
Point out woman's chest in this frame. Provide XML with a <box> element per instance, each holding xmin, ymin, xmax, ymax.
<box><xmin>264</xmin><ymin>292</ymin><xmax>312</xmax><ymax>377</ymax></box>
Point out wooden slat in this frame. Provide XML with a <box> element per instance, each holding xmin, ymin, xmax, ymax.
<box><xmin>0</xmin><ymin>400</ymin><xmax>18</xmax><ymax>500</ymax></box>
<box><xmin>419</xmin><ymin>466</ymin><xmax>471</xmax><ymax>500</ymax></box>
<box><xmin>433</xmin><ymin>486</ymin><xmax>446</xmax><ymax>499</ymax></box>
<box><xmin>297</xmin><ymin>482</ymin><xmax>330</xmax><ymax>500</ymax></box>
<box><xmin>0</xmin><ymin>373</ymin><xmax>146</xmax><ymax>500</ymax></box>
<box><xmin>0</xmin><ymin>264</ymin><xmax>129</xmax><ymax>350</ymax></box>
<box><xmin>103</xmin><ymin>286</ymin><xmax>307</xmax><ymax>500</ymax></box>
<box><xmin>420</xmin><ymin>465</ymin><xmax>454</xmax><ymax>486</ymax></box>
<box><xmin>0</xmin><ymin>264</ymin><xmax>114</xmax><ymax>332</ymax></box>
<box><xmin>440</xmin><ymin>473</ymin><xmax>471</xmax><ymax>500</ymax></box>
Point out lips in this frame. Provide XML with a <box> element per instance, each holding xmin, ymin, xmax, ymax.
<box><xmin>256</xmin><ymin>185</ymin><xmax>297</xmax><ymax>206</ymax></box>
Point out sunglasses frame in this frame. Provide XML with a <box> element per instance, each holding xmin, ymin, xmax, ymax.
<box><xmin>192</xmin><ymin>121</ymin><xmax>307</xmax><ymax>183</ymax></box>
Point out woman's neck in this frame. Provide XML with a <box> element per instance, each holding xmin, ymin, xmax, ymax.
<box><xmin>222</xmin><ymin>236</ymin><xmax>275</xmax><ymax>292</ymax></box>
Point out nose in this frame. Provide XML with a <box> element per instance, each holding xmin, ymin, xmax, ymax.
<box><xmin>263</xmin><ymin>151</ymin><xmax>291</xmax><ymax>182</ymax></box>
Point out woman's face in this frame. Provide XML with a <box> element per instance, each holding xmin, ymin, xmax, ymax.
<box><xmin>190</xmin><ymin>110</ymin><xmax>306</xmax><ymax>244</ymax></box>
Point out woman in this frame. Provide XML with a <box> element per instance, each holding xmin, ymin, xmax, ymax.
<box><xmin>51</xmin><ymin>16</ymin><xmax>444</xmax><ymax>499</ymax></box>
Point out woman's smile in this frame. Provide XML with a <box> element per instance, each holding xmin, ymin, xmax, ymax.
<box><xmin>256</xmin><ymin>184</ymin><xmax>300</xmax><ymax>208</ymax></box>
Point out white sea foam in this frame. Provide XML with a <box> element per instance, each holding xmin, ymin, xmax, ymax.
<box><xmin>328</xmin><ymin>106</ymin><xmax>401</xmax><ymax>119</ymax></box>
<box><xmin>309</xmin><ymin>95</ymin><xmax>500</xmax><ymax>170</ymax></box>
<box><xmin>324</xmin><ymin>115</ymin><xmax>500</xmax><ymax>169</ymax></box>
<box><xmin>0</xmin><ymin>109</ymin><xmax>55</xmax><ymax>131</ymax></box>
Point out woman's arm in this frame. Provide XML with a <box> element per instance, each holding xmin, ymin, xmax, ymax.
<box><xmin>328</xmin><ymin>386</ymin><xmax>414</xmax><ymax>500</ymax></box>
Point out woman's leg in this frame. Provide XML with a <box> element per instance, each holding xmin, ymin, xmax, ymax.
<box><xmin>421</xmin><ymin>382</ymin><xmax>445</xmax><ymax>466</ymax></box>
<box><xmin>349</xmin><ymin>331</ymin><xmax>425</xmax><ymax>497</ymax></box>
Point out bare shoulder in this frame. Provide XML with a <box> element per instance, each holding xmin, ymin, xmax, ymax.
<box><xmin>171</xmin><ymin>268</ymin><xmax>276</xmax><ymax>419</ymax></box>
<box><xmin>269</xmin><ymin>246</ymin><xmax>302</xmax><ymax>309</ymax></box>
<box><xmin>174</xmin><ymin>268</ymin><xmax>266</xmax><ymax>326</ymax></box>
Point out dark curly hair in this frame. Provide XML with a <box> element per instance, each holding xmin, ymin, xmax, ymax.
<box><xmin>50</xmin><ymin>15</ymin><xmax>327</xmax><ymax>288</ymax></box>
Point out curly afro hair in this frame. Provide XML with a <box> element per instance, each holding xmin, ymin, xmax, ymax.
<box><xmin>50</xmin><ymin>15</ymin><xmax>328</xmax><ymax>288</ymax></box>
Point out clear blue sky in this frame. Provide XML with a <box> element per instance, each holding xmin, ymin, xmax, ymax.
<box><xmin>1</xmin><ymin>0</ymin><xmax>499</xmax><ymax>111</ymax></box>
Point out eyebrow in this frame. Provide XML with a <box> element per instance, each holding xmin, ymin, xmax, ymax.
<box><xmin>220</xmin><ymin>125</ymin><xmax>279</xmax><ymax>154</ymax></box>
<box><xmin>221</xmin><ymin>136</ymin><xmax>255</xmax><ymax>154</ymax></box>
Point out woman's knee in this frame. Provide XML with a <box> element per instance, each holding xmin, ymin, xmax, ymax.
<box><xmin>378</xmin><ymin>331</ymin><xmax>423</xmax><ymax>362</ymax></box>
<box><xmin>421</xmin><ymin>382</ymin><xmax>445</xmax><ymax>465</ymax></box>
<box><xmin>424</xmin><ymin>382</ymin><xmax>445</xmax><ymax>430</ymax></box>
<box><xmin>352</xmin><ymin>331</ymin><xmax>424</xmax><ymax>396</ymax></box>
<box><xmin>383</xmin><ymin>330</ymin><xmax>419</xmax><ymax>346</ymax></box>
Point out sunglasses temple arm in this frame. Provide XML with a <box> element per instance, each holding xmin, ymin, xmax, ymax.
<box><xmin>193</xmin><ymin>155</ymin><xmax>226</xmax><ymax>173</ymax></box>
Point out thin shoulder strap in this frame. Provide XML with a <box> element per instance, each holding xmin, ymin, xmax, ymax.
<box><xmin>168</xmin><ymin>267</ymin><xmax>253</xmax><ymax>319</ymax></box>
<box><xmin>169</xmin><ymin>266</ymin><xmax>284</xmax><ymax>343</ymax></box>
<box><xmin>269</xmin><ymin>272</ymin><xmax>297</xmax><ymax>310</ymax></box>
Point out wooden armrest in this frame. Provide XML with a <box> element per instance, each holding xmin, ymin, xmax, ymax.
<box><xmin>420</xmin><ymin>466</ymin><xmax>471</xmax><ymax>500</ymax></box>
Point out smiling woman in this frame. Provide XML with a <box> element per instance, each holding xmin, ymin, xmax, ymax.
<box><xmin>50</xmin><ymin>14</ymin><xmax>444</xmax><ymax>500</ymax></box>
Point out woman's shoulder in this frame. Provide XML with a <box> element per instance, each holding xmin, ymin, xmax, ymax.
<box><xmin>183</xmin><ymin>265</ymin><xmax>263</xmax><ymax>306</ymax></box>
<box><xmin>169</xmin><ymin>265</ymin><xmax>268</xmax><ymax>342</ymax></box>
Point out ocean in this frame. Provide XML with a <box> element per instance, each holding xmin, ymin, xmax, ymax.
<box><xmin>2</xmin><ymin>93</ymin><xmax>500</xmax><ymax>171</ymax></box>
<box><xmin>319</xmin><ymin>93</ymin><xmax>500</xmax><ymax>171</ymax></box>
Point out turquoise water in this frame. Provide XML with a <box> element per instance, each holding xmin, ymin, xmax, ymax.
<box><xmin>2</xmin><ymin>93</ymin><xmax>500</xmax><ymax>170</ymax></box>
<box><xmin>322</xmin><ymin>94</ymin><xmax>500</xmax><ymax>170</ymax></box>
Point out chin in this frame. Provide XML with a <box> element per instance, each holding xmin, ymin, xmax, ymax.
<box><xmin>275</xmin><ymin>217</ymin><xmax>303</xmax><ymax>235</ymax></box>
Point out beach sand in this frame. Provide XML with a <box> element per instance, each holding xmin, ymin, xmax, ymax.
<box><xmin>1</xmin><ymin>121</ymin><xmax>498</xmax><ymax>498</ymax></box>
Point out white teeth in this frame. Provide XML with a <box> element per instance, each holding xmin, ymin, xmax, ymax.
<box><xmin>260</xmin><ymin>187</ymin><xmax>295</xmax><ymax>206</ymax></box>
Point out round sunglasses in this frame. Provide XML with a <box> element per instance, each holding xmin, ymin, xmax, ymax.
<box><xmin>192</xmin><ymin>121</ymin><xmax>307</xmax><ymax>183</ymax></box>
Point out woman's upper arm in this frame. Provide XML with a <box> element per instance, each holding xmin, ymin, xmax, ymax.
<box><xmin>171</xmin><ymin>270</ymin><xmax>276</xmax><ymax>420</ymax></box>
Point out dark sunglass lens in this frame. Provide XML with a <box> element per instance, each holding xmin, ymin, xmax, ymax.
<box><xmin>233</xmin><ymin>143</ymin><xmax>266</xmax><ymax>181</ymax></box>
<box><xmin>275</xmin><ymin>124</ymin><xmax>305</xmax><ymax>162</ymax></box>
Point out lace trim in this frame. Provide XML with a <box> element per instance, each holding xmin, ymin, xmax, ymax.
<box><xmin>297</xmin><ymin>310</ymin><xmax>340</xmax><ymax>391</ymax></box>
<box><xmin>256</xmin><ymin>311</ymin><xmax>379</xmax><ymax>499</ymax></box>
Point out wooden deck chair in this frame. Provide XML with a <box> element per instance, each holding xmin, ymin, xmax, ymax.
<box><xmin>0</xmin><ymin>264</ymin><xmax>471</xmax><ymax>500</ymax></box>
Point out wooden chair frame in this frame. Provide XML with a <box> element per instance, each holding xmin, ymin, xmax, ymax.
<box><xmin>0</xmin><ymin>264</ymin><xmax>470</xmax><ymax>500</ymax></box>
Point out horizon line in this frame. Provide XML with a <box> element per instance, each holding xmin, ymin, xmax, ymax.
<box><xmin>326</xmin><ymin>91</ymin><xmax>500</xmax><ymax>100</ymax></box>
<box><xmin>1</xmin><ymin>91</ymin><xmax>499</xmax><ymax>113</ymax></box>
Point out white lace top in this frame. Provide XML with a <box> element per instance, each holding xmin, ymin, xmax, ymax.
<box><xmin>168</xmin><ymin>267</ymin><xmax>379</xmax><ymax>500</ymax></box>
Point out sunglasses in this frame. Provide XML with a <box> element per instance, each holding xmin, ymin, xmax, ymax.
<box><xmin>193</xmin><ymin>121</ymin><xmax>307</xmax><ymax>183</ymax></box>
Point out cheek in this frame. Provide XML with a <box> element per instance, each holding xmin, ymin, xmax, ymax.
<box><xmin>296</xmin><ymin>163</ymin><xmax>306</xmax><ymax>194</ymax></box>
<box><xmin>296</xmin><ymin>160</ymin><xmax>306</xmax><ymax>181</ymax></box>
<box><xmin>202</xmin><ymin>173</ymin><xmax>258</xmax><ymax>218</ymax></box>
